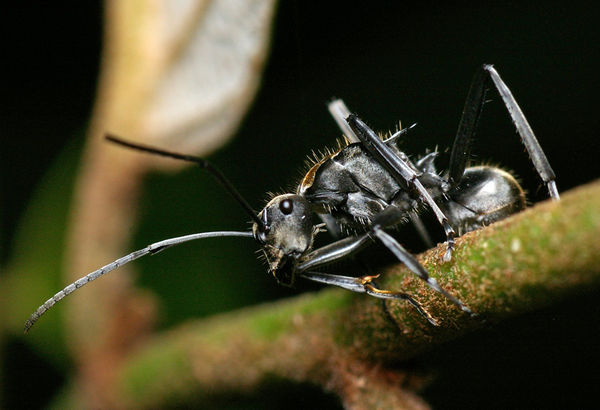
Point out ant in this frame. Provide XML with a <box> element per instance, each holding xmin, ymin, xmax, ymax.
<box><xmin>25</xmin><ymin>65</ymin><xmax>558</xmax><ymax>332</ymax></box>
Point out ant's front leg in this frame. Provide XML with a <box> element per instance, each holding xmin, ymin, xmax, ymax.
<box><xmin>296</xmin><ymin>207</ymin><xmax>471</xmax><ymax>318</ymax></box>
<box><xmin>300</xmin><ymin>270</ymin><xmax>439</xmax><ymax>325</ymax></box>
<box><xmin>296</xmin><ymin>229</ymin><xmax>440</xmax><ymax>324</ymax></box>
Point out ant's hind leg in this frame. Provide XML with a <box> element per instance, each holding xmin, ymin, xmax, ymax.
<box><xmin>448</xmin><ymin>65</ymin><xmax>559</xmax><ymax>199</ymax></box>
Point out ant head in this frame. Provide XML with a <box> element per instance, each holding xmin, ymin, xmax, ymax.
<box><xmin>253</xmin><ymin>194</ymin><xmax>315</xmax><ymax>282</ymax></box>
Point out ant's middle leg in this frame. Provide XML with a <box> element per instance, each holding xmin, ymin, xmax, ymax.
<box><xmin>346</xmin><ymin>114</ymin><xmax>457</xmax><ymax>261</ymax></box>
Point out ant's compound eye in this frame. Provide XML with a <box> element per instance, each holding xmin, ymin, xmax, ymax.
<box><xmin>279</xmin><ymin>198</ymin><xmax>294</xmax><ymax>215</ymax></box>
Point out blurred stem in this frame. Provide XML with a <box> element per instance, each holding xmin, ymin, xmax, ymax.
<box><xmin>58</xmin><ymin>180</ymin><xmax>600</xmax><ymax>408</ymax></box>
<box><xmin>64</xmin><ymin>0</ymin><xmax>159</xmax><ymax>352</ymax></box>
<box><xmin>62</xmin><ymin>1</ymin><xmax>278</xmax><ymax>405</ymax></box>
<box><xmin>61</xmin><ymin>2</ymin><xmax>165</xmax><ymax>403</ymax></box>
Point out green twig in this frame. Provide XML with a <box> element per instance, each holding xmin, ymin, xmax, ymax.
<box><xmin>61</xmin><ymin>180</ymin><xmax>600</xmax><ymax>409</ymax></box>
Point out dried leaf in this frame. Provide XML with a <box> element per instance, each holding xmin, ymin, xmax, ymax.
<box><xmin>98</xmin><ymin>0</ymin><xmax>277</xmax><ymax>159</ymax></box>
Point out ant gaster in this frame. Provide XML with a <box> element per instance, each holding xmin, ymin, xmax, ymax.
<box><xmin>25</xmin><ymin>65</ymin><xmax>559</xmax><ymax>332</ymax></box>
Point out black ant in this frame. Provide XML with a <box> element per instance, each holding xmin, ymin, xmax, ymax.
<box><xmin>25</xmin><ymin>65</ymin><xmax>558</xmax><ymax>332</ymax></box>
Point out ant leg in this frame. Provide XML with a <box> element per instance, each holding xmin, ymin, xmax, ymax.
<box><xmin>296</xmin><ymin>211</ymin><xmax>471</xmax><ymax>314</ymax></box>
<box><xmin>328</xmin><ymin>99</ymin><xmax>359</xmax><ymax>142</ymax></box>
<box><xmin>347</xmin><ymin>114</ymin><xmax>457</xmax><ymax>261</ymax></box>
<box><xmin>328</xmin><ymin>99</ymin><xmax>416</xmax><ymax>146</ymax></box>
<box><xmin>371</xmin><ymin>226</ymin><xmax>471</xmax><ymax>314</ymax></box>
<box><xmin>448</xmin><ymin>65</ymin><xmax>559</xmax><ymax>199</ymax></box>
<box><xmin>410</xmin><ymin>211</ymin><xmax>435</xmax><ymax>249</ymax></box>
<box><xmin>296</xmin><ymin>234</ymin><xmax>374</xmax><ymax>272</ymax></box>
<box><xmin>300</xmin><ymin>271</ymin><xmax>438</xmax><ymax>325</ymax></box>
<box><xmin>329</xmin><ymin>103</ymin><xmax>423</xmax><ymax>246</ymax></box>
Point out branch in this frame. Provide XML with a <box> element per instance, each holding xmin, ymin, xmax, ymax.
<box><xmin>60</xmin><ymin>180</ymin><xmax>600</xmax><ymax>408</ymax></box>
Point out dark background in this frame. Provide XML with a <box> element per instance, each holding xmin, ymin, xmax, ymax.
<box><xmin>3</xmin><ymin>1</ymin><xmax>600</xmax><ymax>408</ymax></box>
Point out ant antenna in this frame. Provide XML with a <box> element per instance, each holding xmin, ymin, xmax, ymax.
<box><xmin>24</xmin><ymin>231</ymin><xmax>254</xmax><ymax>332</ymax></box>
<box><xmin>105</xmin><ymin>135</ymin><xmax>266</xmax><ymax>231</ymax></box>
